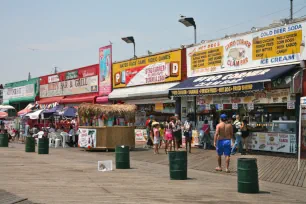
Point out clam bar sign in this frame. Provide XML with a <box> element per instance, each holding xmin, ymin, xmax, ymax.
<box><xmin>40</xmin><ymin>75</ymin><xmax>98</xmax><ymax>98</ymax></box>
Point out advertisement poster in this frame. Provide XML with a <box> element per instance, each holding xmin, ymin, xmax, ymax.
<box><xmin>3</xmin><ymin>84</ymin><xmax>35</xmax><ymax>103</ymax></box>
<box><xmin>187</xmin><ymin>21</ymin><xmax>306</xmax><ymax>77</ymax></box>
<box><xmin>135</xmin><ymin>111</ymin><xmax>146</xmax><ymax>126</ymax></box>
<box><xmin>99</xmin><ymin>45</ymin><xmax>112</xmax><ymax>96</ymax></box>
<box><xmin>78</xmin><ymin>128</ymin><xmax>97</xmax><ymax>148</ymax></box>
<box><xmin>135</xmin><ymin>129</ymin><xmax>147</xmax><ymax>143</ymax></box>
<box><xmin>113</xmin><ymin>50</ymin><xmax>181</xmax><ymax>88</ymax></box>
<box><xmin>248</xmin><ymin>132</ymin><xmax>296</xmax><ymax>153</ymax></box>
<box><xmin>40</xmin><ymin>75</ymin><xmax>98</xmax><ymax>98</ymax></box>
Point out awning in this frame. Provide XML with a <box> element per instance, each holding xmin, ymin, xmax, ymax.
<box><xmin>37</xmin><ymin>96</ymin><xmax>64</xmax><ymax>104</ymax></box>
<box><xmin>8</xmin><ymin>96</ymin><xmax>35</xmax><ymax>104</ymax></box>
<box><xmin>25</xmin><ymin>110</ymin><xmax>44</xmax><ymax>120</ymax></box>
<box><xmin>109</xmin><ymin>82</ymin><xmax>179</xmax><ymax>100</ymax></box>
<box><xmin>60</xmin><ymin>95</ymin><xmax>95</xmax><ymax>104</ymax></box>
<box><xmin>95</xmin><ymin>96</ymin><xmax>109</xmax><ymax>104</ymax></box>
<box><xmin>169</xmin><ymin>65</ymin><xmax>298</xmax><ymax>97</ymax></box>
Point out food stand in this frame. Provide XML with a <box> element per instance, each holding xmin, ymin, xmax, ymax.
<box><xmin>78</xmin><ymin>103</ymin><xmax>136</xmax><ymax>151</ymax></box>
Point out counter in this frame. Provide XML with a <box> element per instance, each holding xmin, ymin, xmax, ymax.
<box><xmin>78</xmin><ymin>126</ymin><xmax>135</xmax><ymax>151</ymax></box>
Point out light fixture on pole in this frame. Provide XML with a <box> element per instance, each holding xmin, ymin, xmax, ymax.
<box><xmin>122</xmin><ymin>36</ymin><xmax>136</xmax><ymax>58</ymax></box>
<box><xmin>179</xmin><ymin>16</ymin><xmax>197</xmax><ymax>44</ymax></box>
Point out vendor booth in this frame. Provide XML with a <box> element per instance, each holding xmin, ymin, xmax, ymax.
<box><xmin>78</xmin><ymin>103</ymin><xmax>136</xmax><ymax>151</ymax></box>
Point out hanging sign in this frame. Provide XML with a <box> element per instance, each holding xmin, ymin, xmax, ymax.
<box><xmin>287</xmin><ymin>101</ymin><xmax>295</xmax><ymax>109</ymax></box>
<box><xmin>217</xmin><ymin>104</ymin><xmax>223</xmax><ymax>110</ymax></box>
<box><xmin>247</xmin><ymin>103</ymin><xmax>254</xmax><ymax>110</ymax></box>
<box><xmin>232</xmin><ymin>103</ymin><xmax>238</xmax><ymax>110</ymax></box>
<box><xmin>155</xmin><ymin>103</ymin><xmax>164</xmax><ymax>112</ymax></box>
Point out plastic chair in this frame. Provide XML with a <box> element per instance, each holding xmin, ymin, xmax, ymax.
<box><xmin>55</xmin><ymin>139</ymin><xmax>61</xmax><ymax>148</ymax></box>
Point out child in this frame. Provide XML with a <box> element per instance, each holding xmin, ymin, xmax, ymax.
<box><xmin>159</xmin><ymin>123</ymin><xmax>165</xmax><ymax>149</ymax></box>
<box><xmin>152</xmin><ymin>122</ymin><xmax>160</xmax><ymax>155</ymax></box>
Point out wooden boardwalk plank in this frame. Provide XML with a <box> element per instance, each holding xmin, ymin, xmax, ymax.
<box><xmin>273</xmin><ymin>158</ymin><xmax>293</xmax><ymax>183</ymax></box>
<box><xmin>281</xmin><ymin>159</ymin><xmax>297</xmax><ymax>184</ymax></box>
<box><xmin>295</xmin><ymin>160</ymin><xmax>306</xmax><ymax>187</ymax></box>
<box><xmin>265</xmin><ymin>158</ymin><xmax>285</xmax><ymax>182</ymax></box>
<box><xmin>258</xmin><ymin>158</ymin><xmax>279</xmax><ymax>180</ymax></box>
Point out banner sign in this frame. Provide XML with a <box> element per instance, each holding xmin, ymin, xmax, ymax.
<box><xmin>40</xmin><ymin>75</ymin><xmax>98</xmax><ymax>98</ymax></box>
<box><xmin>48</xmin><ymin>75</ymin><xmax>60</xmax><ymax>83</ymax></box>
<box><xmin>113</xmin><ymin>50</ymin><xmax>181</xmax><ymax>88</ymax></box>
<box><xmin>78</xmin><ymin>128</ymin><xmax>97</xmax><ymax>148</ymax></box>
<box><xmin>187</xmin><ymin>21</ymin><xmax>306</xmax><ymax>77</ymax></box>
<box><xmin>3</xmin><ymin>84</ymin><xmax>35</xmax><ymax>102</ymax></box>
<box><xmin>99</xmin><ymin>45</ymin><xmax>112</xmax><ymax>96</ymax></box>
<box><xmin>65</xmin><ymin>71</ymin><xmax>78</xmax><ymax>80</ymax></box>
<box><xmin>170</xmin><ymin>83</ymin><xmax>263</xmax><ymax>97</ymax></box>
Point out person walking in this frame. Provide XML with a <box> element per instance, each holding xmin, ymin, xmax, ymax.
<box><xmin>241</xmin><ymin>119</ymin><xmax>249</xmax><ymax>153</ymax></box>
<box><xmin>164</xmin><ymin>117</ymin><xmax>175</xmax><ymax>153</ymax></box>
<box><xmin>183</xmin><ymin>117</ymin><xmax>192</xmax><ymax>153</ymax></box>
<box><xmin>231</xmin><ymin>115</ymin><xmax>242</xmax><ymax>155</ymax></box>
<box><xmin>146</xmin><ymin>115</ymin><xmax>154</xmax><ymax>148</ymax></box>
<box><xmin>214</xmin><ymin>114</ymin><xmax>234</xmax><ymax>173</ymax></box>
<box><xmin>152</xmin><ymin>122</ymin><xmax>160</xmax><ymax>155</ymax></box>
<box><xmin>173</xmin><ymin>114</ymin><xmax>182</xmax><ymax>150</ymax></box>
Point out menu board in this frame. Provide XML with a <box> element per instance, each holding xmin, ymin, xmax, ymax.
<box><xmin>248</xmin><ymin>132</ymin><xmax>296</xmax><ymax>153</ymax></box>
<box><xmin>135</xmin><ymin>129</ymin><xmax>147</xmax><ymax>143</ymax></box>
<box><xmin>191</xmin><ymin>46</ymin><xmax>223</xmax><ymax>70</ymax></box>
<box><xmin>253</xmin><ymin>30</ymin><xmax>302</xmax><ymax>60</ymax></box>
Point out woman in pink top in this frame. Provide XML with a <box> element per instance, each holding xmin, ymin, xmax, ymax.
<box><xmin>164</xmin><ymin>117</ymin><xmax>175</xmax><ymax>153</ymax></box>
<box><xmin>152</xmin><ymin>122</ymin><xmax>160</xmax><ymax>154</ymax></box>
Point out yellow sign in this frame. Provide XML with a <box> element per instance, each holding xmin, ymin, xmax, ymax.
<box><xmin>252</xmin><ymin>30</ymin><xmax>302</xmax><ymax>60</ymax></box>
<box><xmin>155</xmin><ymin>103</ymin><xmax>163</xmax><ymax>112</ymax></box>
<box><xmin>191</xmin><ymin>46</ymin><xmax>223</xmax><ymax>70</ymax></box>
<box><xmin>112</xmin><ymin>50</ymin><xmax>181</xmax><ymax>88</ymax></box>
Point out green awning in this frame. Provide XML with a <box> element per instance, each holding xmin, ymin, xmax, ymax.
<box><xmin>2</xmin><ymin>101</ymin><xmax>10</xmax><ymax>105</ymax></box>
<box><xmin>8</xmin><ymin>96</ymin><xmax>35</xmax><ymax>104</ymax></box>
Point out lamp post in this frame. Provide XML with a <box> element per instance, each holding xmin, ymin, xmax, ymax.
<box><xmin>179</xmin><ymin>16</ymin><xmax>197</xmax><ymax>44</ymax></box>
<box><xmin>122</xmin><ymin>36</ymin><xmax>136</xmax><ymax>58</ymax></box>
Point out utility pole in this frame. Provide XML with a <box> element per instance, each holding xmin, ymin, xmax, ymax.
<box><xmin>54</xmin><ymin>66</ymin><xmax>58</xmax><ymax>74</ymax></box>
<box><xmin>290</xmin><ymin>0</ymin><xmax>293</xmax><ymax>21</ymax></box>
<box><xmin>28</xmin><ymin>72</ymin><xmax>31</xmax><ymax>80</ymax></box>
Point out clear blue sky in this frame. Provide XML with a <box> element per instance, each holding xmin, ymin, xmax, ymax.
<box><xmin>0</xmin><ymin>0</ymin><xmax>306</xmax><ymax>84</ymax></box>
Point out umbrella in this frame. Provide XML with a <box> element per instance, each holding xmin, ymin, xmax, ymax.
<box><xmin>63</xmin><ymin>107</ymin><xmax>77</xmax><ymax>117</ymax></box>
<box><xmin>26</xmin><ymin>110</ymin><xmax>44</xmax><ymax>120</ymax></box>
<box><xmin>0</xmin><ymin>105</ymin><xmax>15</xmax><ymax>110</ymax></box>
<box><xmin>0</xmin><ymin>112</ymin><xmax>8</xmax><ymax>119</ymax></box>
<box><xmin>18</xmin><ymin>103</ymin><xmax>34</xmax><ymax>116</ymax></box>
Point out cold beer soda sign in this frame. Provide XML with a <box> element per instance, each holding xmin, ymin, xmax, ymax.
<box><xmin>112</xmin><ymin>50</ymin><xmax>182</xmax><ymax>88</ymax></box>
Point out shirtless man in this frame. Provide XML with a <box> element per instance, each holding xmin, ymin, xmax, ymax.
<box><xmin>214</xmin><ymin>114</ymin><xmax>234</xmax><ymax>173</ymax></box>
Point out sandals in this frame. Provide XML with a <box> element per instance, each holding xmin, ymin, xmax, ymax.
<box><xmin>215</xmin><ymin>167</ymin><xmax>222</xmax><ymax>171</ymax></box>
<box><xmin>225</xmin><ymin>169</ymin><xmax>230</xmax><ymax>173</ymax></box>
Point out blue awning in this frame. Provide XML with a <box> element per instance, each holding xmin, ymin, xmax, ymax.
<box><xmin>169</xmin><ymin>64</ymin><xmax>298</xmax><ymax>97</ymax></box>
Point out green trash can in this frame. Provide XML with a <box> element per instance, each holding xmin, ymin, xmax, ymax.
<box><xmin>0</xmin><ymin>133</ymin><xmax>9</xmax><ymax>147</ymax></box>
<box><xmin>38</xmin><ymin>138</ymin><xmax>49</xmax><ymax>154</ymax></box>
<box><xmin>168</xmin><ymin>151</ymin><xmax>187</xmax><ymax>180</ymax></box>
<box><xmin>25</xmin><ymin>137</ymin><xmax>35</xmax><ymax>152</ymax></box>
<box><xmin>115</xmin><ymin>145</ymin><xmax>130</xmax><ymax>169</ymax></box>
<box><xmin>237</xmin><ymin>158</ymin><xmax>259</xmax><ymax>193</ymax></box>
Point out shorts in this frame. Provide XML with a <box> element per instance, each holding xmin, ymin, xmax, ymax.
<box><xmin>165</xmin><ymin>132</ymin><xmax>173</xmax><ymax>140</ymax></box>
<box><xmin>153</xmin><ymin>137</ymin><xmax>160</xmax><ymax>145</ymax></box>
<box><xmin>216</xmin><ymin>139</ymin><xmax>231</xmax><ymax>156</ymax></box>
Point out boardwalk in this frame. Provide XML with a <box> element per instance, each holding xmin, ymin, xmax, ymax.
<box><xmin>0</xmin><ymin>144</ymin><xmax>306</xmax><ymax>204</ymax></box>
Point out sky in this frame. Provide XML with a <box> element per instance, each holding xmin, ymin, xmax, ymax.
<box><xmin>0</xmin><ymin>0</ymin><xmax>306</xmax><ymax>84</ymax></box>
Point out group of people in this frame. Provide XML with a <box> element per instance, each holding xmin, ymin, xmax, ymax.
<box><xmin>214</xmin><ymin>114</ymin><xmax>249</xmax><ymax>173</ymax></box>
<box><xmin>146</xmin><ymin>114</ymin><xmax>193</xmax><ymax>154</ymax></box>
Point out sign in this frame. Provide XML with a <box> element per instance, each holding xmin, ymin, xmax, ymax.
<box><xmin>248</xmin><ymin>132</ymin><xmax>296</xmax><ymax>153</ymax></box>
<box><xmin>65</xmin><ymin>71</ymin><xmax>78</xmax><ymax>80</ymax></box>
<box><xmin>99</xmin><ymin>45</ymin><xmax>112</xmax><ymax>96</ymax></box>
<box><xmin>48</xmin><ymin>75</ymin><xmax>59</xmax><ymax>83</ymax></box>
<box><xmin>287</xmin><ymin>101</ymin><xmax>295</xmax><ymax>109</ymax></box>
<box><xmin>247</xmin><ymin>103</ymin><xmax>254</xmax><ymax>110</ymax></box>
<box><xmin>113</xmin><ymin>50</ymin><xmax>181</xmax><ymax>88</ymax></box>
<box><xmin>40</xmin><ymin>75</ymin><xmax>98</xmax><ymax>98</ymax></box>
<box><xmin>3</xmin><ymin>84</ymin><xmax>35</xmax><ymax>102</ymax></box>
<box><xmin>155</xmin><ymin>103</ymin><xmax>163</xmax><ymax>112</ymax></box>
<box><xmin>135</xmin><ymin>129</ymin><xmax>147</xmax><ymax>142</ymax></box>
<box><xmin>78</xmin><ymin>128</ymin><xmax>97</xmax><ymax>148</ymax></box>
<box><xmin>301</xmin><ymin>96</ymin><xmax>306</xmax><ymax>105</ymax></box>
<box><xmin>187</xmin><ymin>22</ymin><xmax>306</xmax><ymax>77</ymax></box>
<box><xmin>217</xmin><ymin>104</ymin><xmax>223</xmax><ymax>110</ymax></box>
<box><xmin>232</xmin><ymin>103</ymin><xmax>238</xmax><ymax>110</ymax></box>
<box><xmin>135</xmin><ymin>111</ymin><xmax>146</xmax><ymax>126</ymax></box>
<box><xmin>170</xmin><ymin>83</ymin><xmax>263</xmax><ymax>97</ymax></box>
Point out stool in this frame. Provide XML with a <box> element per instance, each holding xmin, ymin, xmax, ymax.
<box><xmin>55</xmin><ymin>139</ymin><xmax>61</xmax><ymax>148</ymax></box>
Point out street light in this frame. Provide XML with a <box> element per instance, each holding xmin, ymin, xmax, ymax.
<box><xmin>179</xmin><ymin>16</ymin><xmax>197</xmax><ymax>44</ymax></box>
<box><xmin>122</xmin><ymin>36</ymin><xmax>136</xmax><ymax>58</ymax></box>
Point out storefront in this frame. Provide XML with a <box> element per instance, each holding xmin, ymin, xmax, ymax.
<box><xmin>108</xmin><ymin>48</ymin><xmax>186</xmax><ymax>142</ymax></box>
<box><xmin>170</xmin><ymin>20</ymin><xmax>306</xmax><ymax>153</ymax></box>
<box><xmin>37</xmin><ymin>64</ymin><xmax>100</xmax><ymax>106</ymax></box>
<box><xmin>2</xmin><ymin>78</ymin><xmax>39</xmax><ymax>111</ymax></box>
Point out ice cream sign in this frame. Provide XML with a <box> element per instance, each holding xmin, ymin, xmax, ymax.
<box><xmin>112</xmin><ymin>50</ymin><xmax>182</xmax><ymax>88</ymax></box>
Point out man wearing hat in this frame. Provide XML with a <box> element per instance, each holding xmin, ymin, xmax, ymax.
<box><xmin>214</xmin><ymin>114</ymin><xmax>234</xmax><ymax>173</ymax></box>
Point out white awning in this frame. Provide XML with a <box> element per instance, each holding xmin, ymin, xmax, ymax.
<box><xmin>109</xmin><ymin>82</ymin><xmax>179</xmax><ymax>100</ymax></box>
<box><xmin>26</xmin><ymin>110</ymin><xmax>44</xmax><ymax>120</ymax></box>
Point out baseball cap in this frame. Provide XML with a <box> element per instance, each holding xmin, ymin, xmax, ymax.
<box><xmin>220</xmin><ymin>114</ymin><xmax>228</xmax><ymax>120</ymax></box>
<box><xmin>149</xmin><ymin>115</ymin><xmax>154</xmax><ymax>119</ymax></box>
<box><xmin>232</xmin><ymin>114</ymin><xmax>236</xmax><ymax>119</ymax></box>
